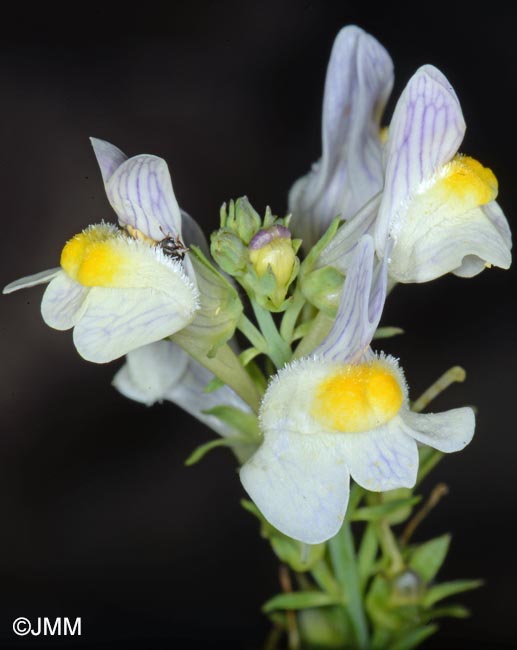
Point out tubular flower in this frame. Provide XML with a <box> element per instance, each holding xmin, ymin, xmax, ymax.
<box><xmin>3</xmin><ymin>140</ymin><xmax>199</xmax><ymax>363</ymax></box>
<box><xmin>240</xmin><ymin>236</ymin><xmax>475</xmax><ymax>544</ymax></box>
<box><xmin>113</xmin><ymin>340</ymin><xmax>252</xmax><ymax>463</ymax></box>
<box><xmin>288</xmin><ymin>25</ymin><xmax>393</xmax><ymax>250</ymax></box>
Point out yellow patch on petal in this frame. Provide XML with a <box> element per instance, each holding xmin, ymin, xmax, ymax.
<box><xmin>60</xmin><ymin>224</ymin><xmax>130</xmax><ymax>287</ymax></box>
<box><xmin>311</xmin><ymin>362</ymin><xmax>403</xmax><ymax>433</ymax></box>
<box><xmin>441</xmin><ymin>155</ymin><xmax>498</xmax><ymax>206</ymax></box>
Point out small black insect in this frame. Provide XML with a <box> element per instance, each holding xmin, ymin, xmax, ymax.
<box><xmin>158</xmin><ymin>227</ymin><xmax>189</xmax><ymax>261</ymax></box>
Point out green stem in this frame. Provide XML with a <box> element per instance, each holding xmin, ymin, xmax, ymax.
<box><xmin>328</xmin><ymin>485</ymin><xmax>369</xmax><ymax>649</ymax></box>
<box><xmin>411</xmin><ymin>366</ymin><xmax>466</xmax><ymax>413</ymax></box>
<box><xmin>292</xmin><ymin>310</ymin><xmax>333</xmax><ymax>359</ymax></box>
<box><xmin>280</xmin><ymin>288</ymin><xmax>305</xmax><ymax>344</ymax></box>
<box><xmin>375</xmin><ymin>519</ymin><xmax>404</xmax><ymax>575</ymax></box>
<box><xmin>237</xmin><ymin>313</ymin><xmax>268</xmax><ymax>353</ymax></box>
<box><xmin>251</xmin><ymin>299</ymin><xmax>292</xmax><ymax>369</ymax></box>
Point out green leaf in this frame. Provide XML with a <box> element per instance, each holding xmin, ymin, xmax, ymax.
<box><xmin>423</xmin><ymin>579</ymin><xmax>483</xmax><ymax>608</ymax></box>
<box><xmin>381</xmin><ymin>488</ymin><xmax>418</xmax><ymax>525</ymax></box>
<box><xmin>202</xmin><ymin>405</ymin><xmax>259</xmax><ymax>438</ymax></box>
<box><xmin>263</xmin><ymin>591</ymin><xmax>339</xmax><ymax>613</ymax></box>
<box><xmin>185</xmin><ymin>436</ymin><xmax>250</xmax><ymax>466</ymax></box>
<box><xmin>239</xmin><ymin>347</ymin><xmax>261</xmax><ymax>366</ymax></box>
<box><xmin>203</xmin><ymin>376</ymin><xmax>225</xmax><ymax>393</ymax></box>
<box><xmin>358</xmin><ymin>524</ymin><xmax>379</xmax><ymax>592</ymax></box>
<box><xmin>409</xmin><ymin>534</ymin><xmax>451</xmax><ymax>582</ymax></box>
<box><xmin>373</xmin><ymin>326</ymin><xmax>405</xmax><ymax>340</ymax></box>
<box><xmin>388</xmin><ymin>624</ymin><xmax>438</xmax><ymax>650</ymax></box>
<box><xmin>352</xmin><ymin>496</ymin><xmax>421</xmax><ymax>522</ymax></box>
<box><xmin>241</xmin><ymin>500</ymin><xmax>325</xmax><ymax>572</ymax></box>
<box><xmin>423</xmin><ymin>604</ymin><xmax>470</xmax><ymax>621</ymax></box>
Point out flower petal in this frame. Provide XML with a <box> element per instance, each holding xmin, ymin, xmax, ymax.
<box><xmin>90</xmin><ymin>137</ymin><xmax>128</xmax><ymax>184</ymax></box>
<box><xmin>41</xmin><ymin>272</ymin><xmax>89</xmax><ymax>330</ymax></box>
<box><xmin>112</xmin><ymin>340</ymin><xmax>189</xmax><ymax>405</ymax></box>
<box><xmin>315</xmin><ymin>234</ymin><xmax>387</xmax><ymax>363</ymax></box>
<box><xmin>376</xmin><ymin>65</ymin><xmax>465</xmax><ymax>253</ymax></box>
<box><xmin>402</xmin><ymin>407</ymin><xmax>475</xmax><ymax>453</ymax></box>
<box><xmin>73</xmin><ymin>280</ymin><xmax>197</xmax><ymax>363</ymax></box>
<box><xmin>240</xmin><ymin>430</ymin><xmax>350</xmax><ymax>544</ymax></box>
<box><xmin>3</xmin><ymin>268</ymin><xmax>61</xmax><ymax>294</ymax></box>
<box><xmin>339</xmin><ymin>419</ymin><xmax>418</xmax><ymax>491</ymax></box>
<box><xmin>289</xmin><ymin>25</ymin><xmax>393</xmax><ymax>249</ymax></box>
<box><xmin>106</xmin><ymin>154</ymin><xmax>183</xmax><ymax>241</ymax></box>
<box><xmin>389</xmin><ymin>204</ymin><xmax>511</xmax><ymax>282</ymax></box>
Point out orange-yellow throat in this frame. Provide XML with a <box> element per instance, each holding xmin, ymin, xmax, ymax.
<box><xmin>311</xmin><ymin>361</ymin><xmax>404</xmax><ymax>433</ymax></box>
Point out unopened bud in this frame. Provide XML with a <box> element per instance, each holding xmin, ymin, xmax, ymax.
<box><xmin>210</xmin><ymin>230</ymin><xmax>248</xmax><ymax>275</ymax></box>
<box><xmin>220</xmin><ymin>196</ymin><xmax>261</xmax><ymax>245</ymax></box>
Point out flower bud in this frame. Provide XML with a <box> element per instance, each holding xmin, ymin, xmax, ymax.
<box><xmin>220</xmin><ymin>196</ymin><xmax>261</xmax><ymax>245</ymax></box>
<box><xmin>248</xmin><ymin>225</ymin><xmax>298</xmax><ymax>308</ymax></box>
<box><xmin>210</xmin><ymin>230</ymin><xmax>248</xmax><ymax>275</ymax></box>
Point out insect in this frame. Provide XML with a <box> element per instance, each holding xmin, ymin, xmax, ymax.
<box><xmin>158</xmin><ymin>227</ymin><xmax>189</xmax><ymax>261</ymax></box>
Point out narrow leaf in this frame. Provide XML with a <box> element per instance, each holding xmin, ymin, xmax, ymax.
<box><xmin>373</xmin><ymin>326</ymin><xmax>405</xmax><ymax>340</ymax></box>
<box><xmin>185</xmin><ymin>436</ymin><xmax>248</xmax><ymax>466</ymax></box>
<box><xmin>352</xmin><ymin>496</ymin><xmax>421</xmax><ymax>522</ymax></box>
<box><xmin>409</xmin><ymin>534</ymin><xmax>451</xmax><ymax>582</ymax></box>
<box><xmin>202</xmin><ymin>405</ymin><xmax>259</xmax><ymax>437</ymax></box>
<box><xmin>263</xmin><ymin>591</ymin><xmax>339</xmax><ymax>613</ymax></box>
<box><xmin>423</xmin><ymin>579</ymin><xmax>483</xmax><ymax>608</ymax></box>
<box><xmin>388</xmin><ymin>624</ymin><xmax>438</xmax><ymax>650</ymax></box>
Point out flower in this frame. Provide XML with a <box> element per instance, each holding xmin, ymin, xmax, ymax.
<box><xmin>240</xmin><ymin>236</ymin><xmax>475</xmax><ymax>544</ymax></box>
<box><xmin>3</xmin><ymin>140</ymin><xmax>199</xmax><ymax>363</ymax></box>
<box><xmin>113</xmin><ymin>340</ymin><xmax>253</xmax><ymax>463</ymax></box>
<box><xmin>321</xmin><ymin>65</ymin><xmax>512</xmax><ymax>283</ymax></box>
<box><xmin>288</xmin><ymin>25</ymin><xmax>393</xmax><ymax>250</ymax></box>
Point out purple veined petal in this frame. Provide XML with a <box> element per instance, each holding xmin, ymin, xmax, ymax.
<box><xmin>339</xmin><ymin>417</ymin><xmax>419</xmax><ymax>491</ymax></box>
<box><xmin>289</xmin><ymin>26</ymin><xmax>393</xmax><ymax>249</ymax></box>
<box><xmin>106</xmin><ymin>154</ymin><xmax>183</xmax><ymax>241</ymax></box>
<box><xmin>376</xmin><ymin>65</ymin><xmax>466</xmax><ymax>254</ymax></box>
<box><xmin>315</xmin><ymin>192</ymin><xmax>382</xmax><ymax>272</ymax></box>
<box><xmin>315</xmin><ymin>234</ymin><xmax>388</xmax><ymax>363</ymax></box>
<box><xmin>90</xmin><ymin>138</ymin><xmax>128</xmax><ymax>184</ymax></box>
<box><xmin>73</xmin><ymin>282</ymin><xmax>197</xmax><ymax>363</ymax></box>
<box><xmin>402</xmin><ymin>407</ymin><xmax>475</xmax><ymax>453</ymax></box>
<box><xmin>2</xmin><ymin>267</ymin><xmax>61</xmax><ymax>294</ymax></box>
<box><xmin>240</xmin><ymin>429</ymin><xmax>351</xmax><ymax>544</ymax></box>
<box><xmin>41</xmin><ymin>272</ymin><xmax>90</xmax><ymax>330</ymax></box>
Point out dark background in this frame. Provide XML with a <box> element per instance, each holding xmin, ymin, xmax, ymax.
<box><xmin>1</xmin><ymin>2</ymin><xmax>516</xmax><ymax>648</ymax></box>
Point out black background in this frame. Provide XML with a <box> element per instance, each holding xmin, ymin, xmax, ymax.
<box><xmin>1</xmin><ymin>2</ymin><xmax>516</xmax><ymax>648</ymax></box>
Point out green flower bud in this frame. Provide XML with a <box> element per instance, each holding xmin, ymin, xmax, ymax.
<box><xmin>220</xmin><ymin>196</ymin><xmax>261</xmax><ymax>245</ymax></box>
<box><xmin>391</xmin><ymin>569</ymin><xmax>423</xmax><ymax>605</ymax></box>
<box><xmin>210</xmin><ymin>230</ymin><xmax>248</xmax><ymax>275</ymax></box>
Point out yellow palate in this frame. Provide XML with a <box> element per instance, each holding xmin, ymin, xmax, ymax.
<box><xmin>441</xmin><ymin>155</ymin><xmax>498</xmax><ymax>206</ymax></box>
<box><xmin>311</xmin><ymin>362</ymin><xmax>403</xmax><ymax>433</ymax></box>
<box><xmin>60</xmin><ymin>225</ymin><xmax>127</xmax><ymax>287</ymax></box>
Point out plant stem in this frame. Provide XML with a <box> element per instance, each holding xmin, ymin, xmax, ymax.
<box><xmin>328</xmin><ymin>485</ymin><xmax>369</xmax><ymax>649</ymax></box>
<box><xmin>237</xmin><ymin>313</ymin><xmax>268</xmax><ymax>353</ymax></box>
<box><xmin>375</xmin><ymin>519</ymin><xmax>404</xmax><ymax>575</ymax></box>
<box><xmin>292</xmin><ymin>310</ymin><xmax>333</xmax><ymax>359</ymax></box>
<box><xmin>280</xmin><ymin>288</ymin><xmax>305</xmax><ymax>343</ymax></box>
<box><xmin>411</xmin><ymin>366</ymin><xmax>466</xmax><ymax>413</ymax></box>
<box><xmin>251</xmin><ymin>299</ymin><xmax>292</xmax><ymax>369</ymax></box>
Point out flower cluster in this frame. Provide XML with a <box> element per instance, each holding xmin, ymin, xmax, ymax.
<box><xmin>4</xmin><ymin>25</ymin><xmax>511</xmax><ymax>552</ymax></box>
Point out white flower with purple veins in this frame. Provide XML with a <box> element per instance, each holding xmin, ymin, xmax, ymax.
<box><xmin>113</xmin><ymin>340</ymin><xmax>252</xmax><ymax>462</ymax></box>
<box><xmin>288</xmin><ymin>25</ymin><xmax>393</xmax><ymax>250</ymax></box>
<box><xmin>240</xmin><ymin>236</ymin><xmax>475</xmax><ymax>544</ymax></box>
<box><xmin>323</xmin><ymin>65</ymin><xmax>512</xmax><ymax>283</ymax></box>
<box><xmin>2</xmin><ymin>139</ymin><xmax>199</xmax><ymax>363</ymax></box>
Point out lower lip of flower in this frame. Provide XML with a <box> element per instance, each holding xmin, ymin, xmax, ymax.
<box><xmin>310</xmin><ymin>361</ymin><xmax>403</xmax><ymax>433</ymax></box>
<box><xmin>60</xmin><ymin>224</ymin><xmax>128</xmax><ymax>287</ymax></box>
